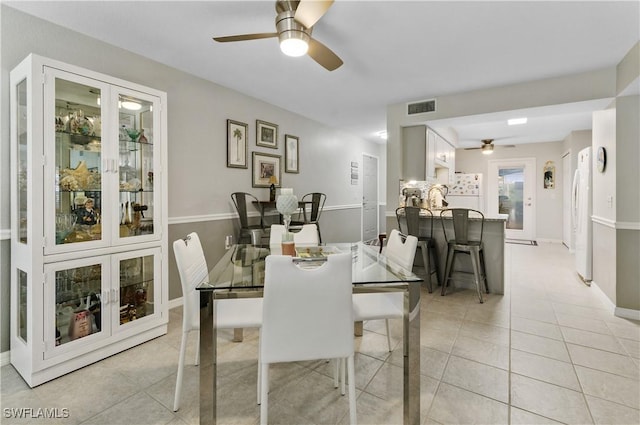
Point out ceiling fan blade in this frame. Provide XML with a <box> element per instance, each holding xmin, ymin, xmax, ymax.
<box><xmin>294</xmin><ymin>0</ymin><xmax>334</xmax><ymax>28</ymax></box>
<box><xmin>307</xmin><ymin>37</ymin><xmax>343</xmax><ymax>71</ymax></box>
<box><xmin>213</xmin><ymin>33</ymin><xmax>278</xmax><ymax>43</ymax></box>
<box><xmin>464</xmin><ymin>147</ymin><xmax>481</xmax><ymax>150</ymax></box>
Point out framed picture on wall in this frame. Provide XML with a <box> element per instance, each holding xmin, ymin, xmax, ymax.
<box><xmin>227</xmin><ymin>119</ymin><xmax>248</xmax><ymax>168</ymax></box>
<box><xmin>285</xmin><ymin>134</ymin><xmax>299</xmax><ymax>173</ymax></box>
<box><xmin>256</xmin><ymin>120</ymin><xmax>278</xmax><ymax>148</ymax></box>
<box><xmin>252</xmin><ymin>152</ymin><xmax>281</xmax><ymax>187</ymax></box>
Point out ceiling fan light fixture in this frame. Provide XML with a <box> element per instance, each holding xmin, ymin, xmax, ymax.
<box><xmin>481</xmin><ymin>144</ymin><xmax>494</xmax><ymax>155</ymax></box>
<box><xmin>279</xmin><ymin>31</ymin><xmax>309</xmax><ymax>57</ymax></box>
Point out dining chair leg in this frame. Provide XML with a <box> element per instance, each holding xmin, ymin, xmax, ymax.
<box><xmin>419</xmin><ymin>242</ymin><xmax>432</xmax><ymax>293</ymax></box>
<box><xmin>441</xmin><ymin>246</ymin><xmax>455</xmax><ymax>296</ymax></box>
<box><xmin>470</xmin><ymin>248</ymin><xmax>484</xmax><ymax>304</ymax></box>
<box><xmin>347</xmin><ymin>355</ymin><xmax>358</xmax><ymax>425</ymax></box>
<box><xmin>430</xmin><ymin>240</ymin><xmax>442</xmax><ymax>287</ymax></box>
<box><xmin>480</xmin><ymin>249</ymin><xmax>490</xmax><ymax>293</ymax></box>
<box><xmin>260</xmin><ymin>363</ymin><xmax>269</xmax><ymax>425</ymax></box>
<box><xmin>257</xmin><ymin>339</ymin><xmax>262</xmax><ymax>405</ymax></box>
<box><xmin>385</xmin><ymin>319</ymin><xmax>392</xmax><ymax>352</ymax></box>
<box><xmin>194</xmin><ymin>332</ymin><xmax>200</xmax><ymax>366</ymax></box>
<box><xmin>334</xmin><ymin>359</ymin><xmax>339</xmax><ymax>389</ymax></box>
<box><xmin>173</xmin><ymin>330</ymin><xmax>189</xmax><ymax>412</ymax></box>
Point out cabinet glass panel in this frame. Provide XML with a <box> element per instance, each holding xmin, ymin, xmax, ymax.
<box><xmin>54</xmin><ymin>78</ymin><xmax>103</xmax><ymax>246</ymax></box>
<box><xmin>18</xmin><ymin>269</ymin><xmax>27</xmax><ymax>342</ymax></box>
<box><xmin>55</xmin><ymin>264</ymin><xmax>103</xmax><ymax>346</ymax></box>
<box><xmin>118</xmin><ymin>95</ymin><xmax>154</xmax><ymax>239</ymax></box>
<box><xmin>119</xmin><ymin>255</ymin><xmax>154</xmax><ymax>324</ymax></box>
<box><xmin>17</xmin><ymin>79</ymin><xmax>28</xmax><ymax>244</ymax></box>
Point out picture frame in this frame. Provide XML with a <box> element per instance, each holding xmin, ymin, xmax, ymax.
<box><xmin>252</xmin><ymin>152</ymin><xmax>281</xmax><ymax>188</ymax></box>
<box><xmin>227</xmin><ymin>119</ymin><xmax>248</xmax><ymax>168</ymax></box>
<box><xmin>543</xmin><ymin>160</ymin><xmax>555</xmax><ymax>189</ymax></box>
<box><xmin>256</xmin><ymin>120</ymin><xmax>278</xmax><ymax>148</ymax></box>
<box><xmin>285</xmin><ymin>134</ymin><xmax>299</xmax><ymax>173</ymax></box>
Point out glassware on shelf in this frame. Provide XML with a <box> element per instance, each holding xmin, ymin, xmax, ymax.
<box><xmin>126</xmin><ymin>128</ymin><xmax>141</xmax><ymax>142</ymax></box>
<box><xmin>55</xmin><ymin>213</ymin><xmax>76</xmax><ymax>244</ymax></box>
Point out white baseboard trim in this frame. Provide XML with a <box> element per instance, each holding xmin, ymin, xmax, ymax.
<box><xmin>536</xmin><ymin>238</ymin><xmax>563</xmax><ymax>244</ymax></box>
<box><xmin>1</xmin><ymin>350</ymin><xmax>10</xmax><ymax>367</ymax></box>
<box><xmin>168</xmin><ymin>297</ymin><xmax>183</xmax><ymax>310</ymax></box>
<box><xmin>590</xmin><ymin>280</ymin><xmax>616</xmax><ymax>313</ymax></box>
<box><xmin>615</xmin><ymin>307</ymin><xmax>640</xmax><ymax>321</ymax></box>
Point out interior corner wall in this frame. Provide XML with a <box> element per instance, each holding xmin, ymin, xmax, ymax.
<box><xmin>455</xmin><ymin>141</ymin><xmax>565</xmax><ymax>241</ymax></box>
<box><xmin>0</xmin><ymin>5</ymin><xmax>383</xmax><ymax>354</ymax></box>
<box><xmin>614</xmin><ymin>95</ymin><xmax>640</xmax><ymax>312</ymax></box>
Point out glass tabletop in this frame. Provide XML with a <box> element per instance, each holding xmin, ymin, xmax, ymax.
<box><xmin>196</xmin><ymin>242</ymin><xmax>422</xmax><ymax>291</ymax></box>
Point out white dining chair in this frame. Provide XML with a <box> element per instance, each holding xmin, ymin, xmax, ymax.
<box><xmin>352</xmin><ymin>229</ymin><xmax>418</xmax><ymax>351</ymax></box>
<box><xmin>260</xmin><ymin>253</ymin><xmax>357</xmax><ymax>425</ymax></box>
<box><xmin>268</xmin><ymin>223</ymin><xmax>319</xmax><ymax>249</ymax></box>
<box><xmin>172</xmin><ymin>232</ymin><xmax>263</xmax><ymax>412</ymax></box>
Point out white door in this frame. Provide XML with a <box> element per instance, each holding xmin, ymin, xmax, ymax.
<box><xmin>562</xmin><ymin>151</ymin><xmax>572</xmax><ymax>250</ymax></box>
<box><xmin>362</xmin><ymin>154</ymin><xmax>378</xmax><ymax>241</ymax></box>
<box><xmin>487</xmin><ymin>158</ymin><xmax>536</xmax><ymax>240</ymax></box>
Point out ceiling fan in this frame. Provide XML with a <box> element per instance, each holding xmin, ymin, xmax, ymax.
<box><xmin>213</xmin><ymin>0</ymin><xmax>343</xmax><ymax>71</ymax></box>
<box><xmin>464</xmin><ymin>139</ymin><xmax>515</xmax><ymax>155</ymax></box>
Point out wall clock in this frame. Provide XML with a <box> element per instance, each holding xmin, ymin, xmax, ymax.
<box><xmin>596</xmin><ymin>146</ymin><xmax>607</xmax><ymax>173</ymax></box>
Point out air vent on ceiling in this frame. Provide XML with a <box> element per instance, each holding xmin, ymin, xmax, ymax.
<box><xmin>407</xmin><ymin>99</ymin><xmax>436</xmax><ymax>115</ymax></box>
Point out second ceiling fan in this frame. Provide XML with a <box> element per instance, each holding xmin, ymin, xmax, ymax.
<box><xmin>465</xmin><ymin>139</ymin><xmax>515</xmax><ymax>154</ymax></box>
<box><xmin>213</xmin><ymin>0</ymin><xmax>343</xmax><ymax>71</ymax></box>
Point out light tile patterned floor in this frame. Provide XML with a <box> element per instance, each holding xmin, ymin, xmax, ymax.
<box><xmin>2</xmin><ymin>242</ymin><xmax>639</xmax><ymax>424</ymax></box>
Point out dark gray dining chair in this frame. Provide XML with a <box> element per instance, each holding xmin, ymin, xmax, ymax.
<box><xmin>289</xmin><ymin>192</ymin><xmax>326</xmax><ymax>242</ymax></box>
<box><xmin>231</xmin><ymin>192</ymin><xmax>267</xmax><ymax>244</ymax></box>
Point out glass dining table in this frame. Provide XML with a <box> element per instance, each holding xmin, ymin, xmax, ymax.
<box><xmin>196</xmin><ymin>242</ymin><xmax>423</xmax><ymax>425</ymax></box>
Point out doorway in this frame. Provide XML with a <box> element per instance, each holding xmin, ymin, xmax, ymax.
<box><xmin>487</xmin><ymin>158</ymin><xmax>536</xmax><ymax>241</ymax></box>
<box><xmin>362</xmin><ymin>154</ymin><xmax>379</xmax><ymax>241</ymax></box>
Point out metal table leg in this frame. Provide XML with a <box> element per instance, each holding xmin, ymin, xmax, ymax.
<box><xmin>404</xmin><ymin>281</ymin><xmax>421</xmax><ymax>425</ymax></box>
<box><xmin>200</xmin><ymin>292</ymin><xmax>216</xmax><ymax>425</ymax></box>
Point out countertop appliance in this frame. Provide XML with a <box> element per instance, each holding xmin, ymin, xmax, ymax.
<box><xmin>447</xmin><ymin>173</ymin><xmax>483</xmax><ymax>211</ymax></box>
<box><xmin>572</xmin><ymin>147</ymin><xmax>592</xmax><ymax>282</ymax></box>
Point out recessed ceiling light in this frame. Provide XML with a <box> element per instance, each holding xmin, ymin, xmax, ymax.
<box><xmin>508</xmin><ymin>117</ymin><xmax>527</xmax><ymax>126</ymax></box>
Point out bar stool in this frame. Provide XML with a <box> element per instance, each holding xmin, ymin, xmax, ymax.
<box><xmin>440</xmin><ymin>208</ymin><xmax>489</xmax><ymax>303</ymax></box>
<box><xmin>396</xmin><ymin>207</ymin><xmax>441</xmax><ymax>292</ymax></box>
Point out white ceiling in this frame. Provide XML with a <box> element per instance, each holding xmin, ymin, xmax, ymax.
<box><xmin>6</xmin><ymin>1</ymin><xmax>639</xmax><ymax>146</ymax></box>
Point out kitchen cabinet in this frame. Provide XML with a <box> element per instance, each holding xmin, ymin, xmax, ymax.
<box><xmin>427</xmin><ymin>127</ymin><xmax>456</xmax><ymax>184</ymax></box>
<box><xmin>10</xmin><ymin>54</ymin><xmax>168</xmax><ymax>387</ymax></box>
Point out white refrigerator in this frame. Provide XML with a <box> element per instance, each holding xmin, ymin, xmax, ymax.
<box><xmin>447</xmin><ymin>173</ymin><xmax>483</xmax><ymax>211</ymax></box>
<box><xmin>572</xmin><ymin>147</ymin><xmax>592</xmax><ymax>282</ymax></box>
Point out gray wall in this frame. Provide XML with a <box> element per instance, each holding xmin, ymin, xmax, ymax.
<box><xmin>455</xmin><ymin>141</ymin><xmax>566</xmax><ymax>241</ymax></box>
<box><xmin>0</xmin><ymin>6</ymin><xmax>384</xmax><ymax>353</ymax></box>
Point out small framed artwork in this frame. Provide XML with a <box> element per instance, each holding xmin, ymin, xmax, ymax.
<box><xmin>252</xmin><ymin>152</ymin><xmax>281</xmax><ymax>188</ymax></box>
<box><xmin>227</xmin><ymin>119</ymin><xmax>248</xmax><ymax>168</ymax></box>
<box><xmin>256</xmin><ymin>120</ymin><xmax>278</xmax><ymax>148</ymax></box>
<box><xmin>285</xmin><ymin>134</ymin><xmax>299</xmax><ymax>173</ymax></box>
<box><xmin>543</xmin><ymin>160</ymin><xmax>555</xmax><ymax>189</ymax></box>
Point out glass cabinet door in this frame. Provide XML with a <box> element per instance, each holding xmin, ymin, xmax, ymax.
<box><xmin>113</xmin><ymin>89</ymin><xmax>161</xmax><ymax>244</ymax></box>
<box><xmin>44</xmin><ymin>256</ymin><xmax>110</xmax><ymax>359</ymax></box>
<box><xmin>112</xmin><ymin>248</ymin><xmax>161</xmax><ymax>331</ymax></box>
<box><xmin>44</xmin><ymin>68</ymin><xmax>111</xmax><ymax>254</ymax></box>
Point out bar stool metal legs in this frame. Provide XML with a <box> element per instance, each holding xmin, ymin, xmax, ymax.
<box><xmin>441</xmin><ymin>243</ymin><xmax>489</xmax><ymax>303</ymax></box>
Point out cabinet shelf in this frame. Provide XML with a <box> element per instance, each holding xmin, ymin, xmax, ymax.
<box><xmin>56</xmin><ymin>130</ymin><xmax>101</xmax><ymax>145</ymax></box>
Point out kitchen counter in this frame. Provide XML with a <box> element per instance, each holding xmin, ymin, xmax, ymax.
<box><xmin>396</xmin><ymin>212</ymin><xmax>506</xmax><ymax>294</ymax></box>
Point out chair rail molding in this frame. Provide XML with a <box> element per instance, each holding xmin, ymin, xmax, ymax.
<box><xmin>592</xmin><ymin>215</ymin><xmax>640</xmax><ymax>230</ymax></box>
<box><xmin>168</xmin><ymin>203</ymin><xmax>362</xmax><ymax>225</ymax></box>
<box><xmin>1</xmin><ymin>229</ymin><xmax>10</xmax><ymax>240</ymax></box>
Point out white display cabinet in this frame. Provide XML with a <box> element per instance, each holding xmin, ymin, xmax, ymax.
<box><xmin>10</xmin><ymin>54</ymin><xmax>168</xmax><ymax>387</ymax></box>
